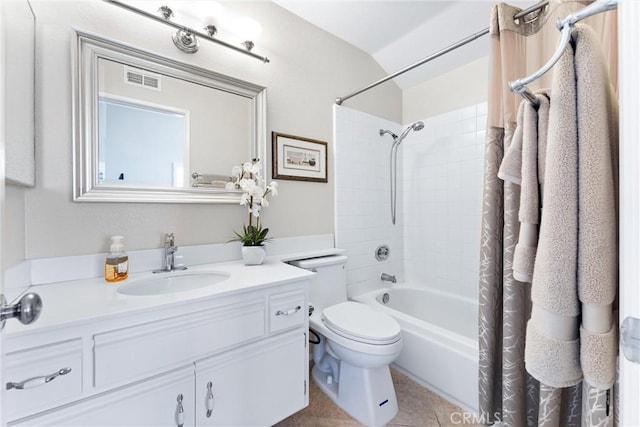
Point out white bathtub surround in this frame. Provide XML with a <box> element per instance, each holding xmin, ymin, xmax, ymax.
<box><xmin>334</xmin><ymin>105</ymin><xmax>404</xmax><ymax>298</ymax></box>
<box><xmin>354</xmin><ymin>285</ymin><xmax>479</xmax><ymax>412</ymax></box>
<box><xmin>402</xmin><ymin>102</ymin><xmax>486</xmax><ymax>302</ymax></box>
<box><xmin>334</xmin><ymin>103</ymin><xmax>485</xmax><ymax>302</ymax></box>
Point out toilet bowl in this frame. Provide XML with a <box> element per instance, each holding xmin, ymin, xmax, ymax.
<box><xmin>288</xmin><ymin>255</ymin><xmax>403</xmax><ymax>427</ymax></box>
<box><xmin>310</xmin><ymin>302</ymin><xmax>403</xmax><ymax>427</ymax></box>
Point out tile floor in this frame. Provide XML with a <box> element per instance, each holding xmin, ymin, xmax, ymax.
<box><xmin>275</xmin><ymin>367</ymin><xmax>481</xmax><ymax>427</ymax></box>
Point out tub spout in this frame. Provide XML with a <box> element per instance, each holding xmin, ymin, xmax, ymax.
<box><xmin>381</xmin><ymin>273</ymin><xmax>397</xmax><ymax>283</ymax></box>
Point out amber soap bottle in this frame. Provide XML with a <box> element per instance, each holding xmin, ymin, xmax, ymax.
<box><xmin>105</xmin><ymin>236</ymin><xmax>129</xmax><ymax>282</ymax></box>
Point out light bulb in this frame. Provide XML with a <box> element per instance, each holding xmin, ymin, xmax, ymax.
<box><xmin>232</xmin><ymin>16</ymin><xmax>262</xmax><ymax>41</ymax></box>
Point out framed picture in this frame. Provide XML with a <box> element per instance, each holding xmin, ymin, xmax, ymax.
<box><xmin>272</xmin><ymin>132</ymin><xmax>328</xmax><ymax>183</ymax></box>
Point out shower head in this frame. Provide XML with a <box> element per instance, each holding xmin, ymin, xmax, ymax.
<box><xmin>380</xmin><ymin>121</ymin><xmax>424</xmax><ymax>144</ymax></box>
<box><xmin>397</xmin><ymin>121</ymin><xmax>425</xmax><ymax>143</ymax></box>
<box><xmin>379</xmin><ymin>129</ymin><xmax>398</xmax><ymax>140</ymax></box>
<box><xmin>412</xmin><ymin>121</ymin><xmax>425</xmax><ymax>131</ymax></box>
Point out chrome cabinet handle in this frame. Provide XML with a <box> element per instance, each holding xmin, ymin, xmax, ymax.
<box><xmin>176</xmin><ymin>393</ymin><xmax>184</xmax><ymax>427</ymax></box>
<box><xmin>206</xmin><ymin>381</ymin><xmax>214</xmax><ymax>417</ymax></box>
<box><xmin>6</xmin><ymin>367</ymin><xmax>71</xmax><ymax>390</ymax></box>
<box><xmin>276</xmin><ymin>305</ymin><xmax>301</xmax><ymax>316</ymax></box>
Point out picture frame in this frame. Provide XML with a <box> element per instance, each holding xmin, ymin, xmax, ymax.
<box><xmin>272</xmin><ymin>132</ymin><xmax>328</xmax><ymax>183</ymax></box>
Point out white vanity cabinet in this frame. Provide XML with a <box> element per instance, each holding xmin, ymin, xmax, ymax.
<box><xmin>3</xmin><ymin>275</ymin><xmax>310</xmax><ymax>427</ymax></box>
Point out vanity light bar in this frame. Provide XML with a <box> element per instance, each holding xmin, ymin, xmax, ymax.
<box><xmin>103</xmin><ymin>0</ymin><xmax>270</xmax><ymax>63</ymax></box>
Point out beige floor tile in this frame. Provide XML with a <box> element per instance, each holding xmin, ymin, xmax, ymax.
<box><xmin>316</xmin><ymin>417</ymin><xmax>363</xmax><ymax>426</ymax></box>
<box><xmin>274</xmin><ymin>414</ymin><xmax>317</xmax><ymax>427</ymax></box>
<box><xmin>303</xmin><ymin>382</ymin><xmax>353</xmax><ymax>420</ymax></box>
<box><xmin>275</xmin><ymin>367</ymin><xmax>471</xmax><ymax>427</ymax></box>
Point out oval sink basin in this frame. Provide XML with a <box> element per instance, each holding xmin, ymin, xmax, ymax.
<box><xmin>117</xmin><ymin>272</ymin><xmax>230</xmax><ymax>296</ymax></box>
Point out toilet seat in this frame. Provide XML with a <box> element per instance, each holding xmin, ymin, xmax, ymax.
<box><xmin>322</xmin><ymin>302</ymin><xmax>401</xmax><ymax>345</ymax></box>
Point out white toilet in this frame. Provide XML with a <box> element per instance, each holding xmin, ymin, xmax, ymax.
<box><xmin>289</xmin><ymin>254</ymin><xmax>403</xmax><ymax>427</ymax></box>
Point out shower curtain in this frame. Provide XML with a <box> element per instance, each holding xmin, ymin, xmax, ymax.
<box><xmin>478</xmin><ymin>1</ymin><xmax>617</xmax><ymax>426</ymax></box>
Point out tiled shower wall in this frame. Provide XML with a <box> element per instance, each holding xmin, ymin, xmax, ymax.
<box><xmin>402</xmin><ymin>103</ymin><xmax>486</xmax><ymax>301</ymax></box>
<box><xmin>334</xmin><ymin>103</ymin><xmax>486</xmax><ymax>301</ymax></box>
<box><xmin>334</xmin><ymin>105</ymin><xmax>404</xmax><ymax>298</ymax></box>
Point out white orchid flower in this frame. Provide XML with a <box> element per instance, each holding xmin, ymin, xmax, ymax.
<box><xmin>232</xmin><ymin>159</ymin><xmax>278</xmax><ymax>240</ymax></box>
<box><xmin>239</xmin><ymin>179</ymin><xmax>256</xmax><ymax>192</ymax></box>
<box><xmin>268</xmin><ymin>181</ymin><xmax>278</xmax><ymax>196</ymax></box>
<box><xmin>251</xmin><ymin>162</ymin><xmax>261</xmax><ymax>175</ymax></box>
<box><xmin>251</xmin><ymin>204</ymin><xmax>262</xmax><ymax>218</ymax></box>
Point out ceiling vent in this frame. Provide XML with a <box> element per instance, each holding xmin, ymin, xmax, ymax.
<box><xmin>124</xmin><ymin>67</ymin><xmax>161</xmax><ymax>91</ymax></box>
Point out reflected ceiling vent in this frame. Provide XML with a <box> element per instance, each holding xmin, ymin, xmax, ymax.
<box><xmin>124</xmin><ymin>67</ymin><xmax>161</xmax><ymax>91</ymax></box>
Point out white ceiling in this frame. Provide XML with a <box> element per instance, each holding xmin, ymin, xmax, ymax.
<box><xmin>273</xmin><ymin>1</ymin><xmax>500</xmax><ymax>89</ymax></box>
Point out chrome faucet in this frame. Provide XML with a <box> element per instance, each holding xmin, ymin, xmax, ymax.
<box><xmin>154</xmin><ymin>233</ymin><xmax>187</xmax><ymax>273</ymax></box>
<box><xmin>380</xmin><ymin>273</ymin><xmax>397</xmax><ymax>283</ymax></box>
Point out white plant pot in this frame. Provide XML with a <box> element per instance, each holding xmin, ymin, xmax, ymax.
<box><xmin>242</xmin><ymin>246</ymin><xmax>266</xmax><ymax>265</ymax></box>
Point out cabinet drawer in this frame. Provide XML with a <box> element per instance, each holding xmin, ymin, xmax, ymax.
<box><xmin>269</xmin><ymin>291</ymin><xmax>306</xmax><ymax>333</ymax></box>
<box><xmin>11</xmin><ymin>365</ymin><xmax>195</xmax><ymax>427</ymax></box>
<box><xmin>94</xmin><ymin>300</ymin><xmax>265</xmax><ymax>388</ymax></box>
<box><xmin>3</xmin><ymin>339</ymin><xmax>83</xmax><ymax>421</ymax></box>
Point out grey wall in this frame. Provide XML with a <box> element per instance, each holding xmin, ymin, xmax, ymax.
<box><xmin>5</xmin><ymin>0</ymin><xmax>401</xmax><ymax>263</ymax></box>
<box><xmin>403</xmin><ymin>56</ymin><xmax>489</xmax><ymax>123</ymax></box>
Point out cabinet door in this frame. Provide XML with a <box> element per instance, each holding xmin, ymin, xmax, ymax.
<box><xmin>10</xmin><ymin>366</ymin><xmax>195</xmax><ymax>427</ymax></box>
<box><xmin>195</xmin><ymin>331</ymin><xmax>307</xmax><ymax>426</ymax></box>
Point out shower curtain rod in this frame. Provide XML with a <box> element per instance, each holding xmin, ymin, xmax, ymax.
<box><xmin>335</xmin><ymin>1</ymin><xmax>550</xmax><ymax>105</ymax></box>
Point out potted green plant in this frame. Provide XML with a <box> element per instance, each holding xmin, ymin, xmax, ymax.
<box><xmin>232</xmin><ymin>223</ymin><xmax>270</xmax><ymax>247</ymax></box>
<box><xmin>226</xmin><ymin>159</ymin><xmax>278</xmax><ymax>265</ymax></box>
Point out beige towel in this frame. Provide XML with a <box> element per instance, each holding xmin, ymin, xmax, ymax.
<box><xmin>192</xmin><ymin>181</ymin><xmax>230</xmax><ymax>189</ymax></box>
<box><xmin>191</xmin><ymin>173</ymin><xmax>233</xmax><ymax>188</ymax></box>
<box><xmin>573</xmin><ymin>23</ymin><xmax>618</xmax><ymax>389</ymax></box>
<box><xmin>525</xmin><ymin>24</ymin><xmax>618</xmax><ymax>390</ymax></box>
<box><xmin>513</xmin><ymin>93</ymin><xmax>550</xmax><ymax>283</ymax></box>
<box><xmin>497</xmin><ymin>101</ymin><xmax>525</xmax><ymax>185</ymax></box>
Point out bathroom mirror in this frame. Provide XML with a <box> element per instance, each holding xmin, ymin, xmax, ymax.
<box><xmin>72</xmin><ymin>30</ymin><xmax>266</xmax><ymax>203</ymax></box>
<box><xmin>4</xmin><ymin>0</ymin><xmax>36</xmax><ymax>186</ymax></box>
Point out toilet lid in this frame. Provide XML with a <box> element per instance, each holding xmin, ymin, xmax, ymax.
<box><xmin>322</xmin><ymin>302</ymin><xmax>401</xmax><ymax>345</ymax></box>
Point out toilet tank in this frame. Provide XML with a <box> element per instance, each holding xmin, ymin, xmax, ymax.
<box><xmin>288</xmin><ymin>255</ymin><xmax>348</xmax><ymax>311</ymax></box>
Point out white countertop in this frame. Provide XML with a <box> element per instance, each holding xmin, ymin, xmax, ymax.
<box><xmin>2</xmin><ymin>251</ymin><xmax>340</xmax><ymax>336</ymax></box>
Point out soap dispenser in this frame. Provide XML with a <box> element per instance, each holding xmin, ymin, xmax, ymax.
<box><xmin>105</xmin><ymin>236</ymin><xmax>129</xmax><ymax>282</ymax></box>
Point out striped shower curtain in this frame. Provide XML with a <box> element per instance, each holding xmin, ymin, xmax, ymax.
<box><xmin>477</xmin><ymin>1</ymin><xmax>617</xmax><ymax>426</ymax></box>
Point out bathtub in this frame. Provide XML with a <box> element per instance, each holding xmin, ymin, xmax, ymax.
<box><xmin>353</xmin><ymin>285</ymin><xmax>479</xmax><ymax>412</ymax></box>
